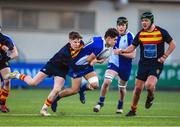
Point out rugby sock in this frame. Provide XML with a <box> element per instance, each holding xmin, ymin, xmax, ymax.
<box><xmin>117</xmin><ymin>100</ymin><xmax>123</xmax><ymax>109</ymax></box>
<box><xmin>0</xmin><ymin>88</ymin><xmax>9</xmax><ymax>105</ymax></box>
<box><xmin>98</xmin><ymin>96</ymin><xmax>105</xmax><ymax>106</ymax></box>
<box><xmin>80</xmin><ymin>84</ymin><xmax>88</xmax><ymax>92</ymax></box>
<box><xmin>55</xmin><ymin>95</ymin><xmax>61</xmax><ymax>102</ymax></box>
<box><xmin>42</xmin><ymin>99</ymin><xmax>52</xmax><ymax>110</ymax></box>
<box><xmin>19</xmin><ymin>74</ymin><xmax>26</xmax><ymax>80</ymax></box>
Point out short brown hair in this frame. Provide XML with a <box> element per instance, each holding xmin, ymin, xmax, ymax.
<box><xmin>69</xmin><ymin>31</ymin><xmax>82</xmax><ymax>40</ymax></box>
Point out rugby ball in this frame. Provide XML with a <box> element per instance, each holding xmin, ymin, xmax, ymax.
<box><xmin>97</xmin><ymin>49</ymin><xmax>111</xmax><ymax>60</ymax></box>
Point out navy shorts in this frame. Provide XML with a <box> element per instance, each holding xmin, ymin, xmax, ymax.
<box><xmin>0</xmin><ymin>61</ymin><xmax>9</xmax><ymax>70</ymax></box>
<box><xmin>69</xmin><ymin>65</ymin><xmax>94</xmax><ymax>78</ymax></box>
<box><xmin>136</xmin><ymin>63</ymin><xmax>163</xmax><ymax>81</ymax></box>
<box><xmin>107</xmin><ymin>63</ymin><xmax>131</xmax><ymax>81</ymax></box>
<box><xmin>40</xmin><ymin>62</ymin><xmax>68</xmax><ymax>79</ymax></box>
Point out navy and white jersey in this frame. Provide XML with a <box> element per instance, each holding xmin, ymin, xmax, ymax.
<box><xmin>69</xmin><ymin>36</ymin><xmax>112</xmax><ymax>78</ymax></box>
<box><xmin>0</xmin><ymin>33</ymin><xmax>15</xmax><ymax>62</ymax></box>
<box><xmin>108</xmin><ymin>31</ymin><xmax>134</xmax><ymax>69</ymax></box>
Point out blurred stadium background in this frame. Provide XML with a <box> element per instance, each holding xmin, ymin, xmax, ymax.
<box><xmin>0</xmin><ymin>0</ymin><xmax>180</xmax><ymax>126</ymax></box>
<box><xmin>0</xmin><ymin>0</ymin><xmax>179</xmax><ymax>89</ymax></box>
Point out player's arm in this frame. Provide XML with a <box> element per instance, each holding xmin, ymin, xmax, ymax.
<box><xmin>120</xmin><ymin>49</ymin><xmax>136</xmax><ymax>59</ymax></box>
<box><xmin>86</xmin><ymin>52</ymin><xmax>96</xmax><ymax>63</ymax></box>
<box><xmin>158</xmin><ymin>40</ymin><xmax>176</xmax><ymax>63</ymax></box>
<box><xmin>8</xmin><ymin>46</ymin><xmax>18</xmax><ymax>60</ymax></box>
<box><xmin>114</xmin><ymin>44</ymin><xmax>136</xmax><ymax>55</ymax></box>
<box><xmin>3</xmin><ymin>45</ymin><xmax>18</xmax><ymax>61</ymax></box>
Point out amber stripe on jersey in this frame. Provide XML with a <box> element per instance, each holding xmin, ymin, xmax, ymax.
<box><xmin>139</xmin><ymin>28</ymin><xmax>163</xmax><ymax>44</ymax></box>
<box><xmin>70</xmin><ymin>43</ymin><xmax>84</xmax><ymax>59</ymax></box>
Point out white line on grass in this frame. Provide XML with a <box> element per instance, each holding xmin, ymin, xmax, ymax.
<box><xmin>0</xmin><ymin>113</ymin><xmax>180</xmax><ymax>118</ymax></box>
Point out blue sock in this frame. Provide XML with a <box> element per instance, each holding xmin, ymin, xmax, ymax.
<box><xmin>98</xmin><ymin>96</ymin><xmax>105</xmax><ymax>106</ymax></box>
<box><xmin>117</xmin><ymin>100</ymin><xmax>123</xmax><ymax>109</ymax></box>
<box><xmin>80</xmin><ymin>84</ymin><xmax>88</xmax><ymax>93</ymax></box>
<box><xmin>55</xmin><ymin>95</ymin><xmax>61</xmax><ymax>102</ymax></box>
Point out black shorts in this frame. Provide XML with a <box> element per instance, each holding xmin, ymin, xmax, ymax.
<box><xmin>0</xmin><ymin>61</ymin><xmax>9</xmax><ymax>70</ymax></box>
<box><xmin>40</xmin><ymin>62</ymin><xmax>69</xmax><ymax>79</ymax></box>
<box><xmin>136</xmin><ymin>63</ymin><xmax>163</xmax><ymax>81</ymax></box>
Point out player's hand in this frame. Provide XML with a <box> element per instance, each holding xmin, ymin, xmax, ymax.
<box><xmin>158</xmin><ymin>56</ymin><xmax>166</xmax><ymax>63</ymax></box>
<box><xmin>114</xmin><ymin>49</ymin><xmax>123</xmax><ymax>55</ymax></box>
<box><xmin>90</xmin><ymin>58</ymin><xmax>97</xmax><ymax>66</ymax></box>
<box><xmin>97</xmin><ymin>58</ymin><xmax>106</xmax><ymax>64</ymax></box>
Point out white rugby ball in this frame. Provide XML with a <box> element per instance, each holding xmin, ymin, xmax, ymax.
<box><xmin>97</xmin><ymin>49</ymin><xmax>111</xmax><ymax>60</ymax></box>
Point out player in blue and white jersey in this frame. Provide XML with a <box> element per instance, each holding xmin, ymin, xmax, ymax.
<box><xmin>93</xmin><ymin>17</ymin><xmax>136</xmax><ymax>114</ymax></box>
<box><xmin>0</xmin><ymin>30</ymin><xmax>19</xmax><ymax>113</ymax></box>
<box><xmin>51</xmin><ymin>28</ymin><xmax>119</xmax><ymax>113</ymax></box>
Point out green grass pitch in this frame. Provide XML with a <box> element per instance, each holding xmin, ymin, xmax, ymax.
<box><xmin>0</xmin><ymin>89</ymin><xmax>180</xmax><ymax>126</ymax></box>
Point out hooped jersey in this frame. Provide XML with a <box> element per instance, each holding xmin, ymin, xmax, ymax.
<box><xmin>108</xmin><ymin>31</ymin><xmax>134</xmax><ymax>69</ymax></box>
<box><xmin>132</xmin><ymin>26</ymin><xmax>173</xmax><ymax>65</ymax></box>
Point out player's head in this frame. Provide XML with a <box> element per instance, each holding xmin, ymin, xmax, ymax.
<box><xmin>140</xmin><ymin>12</ymin><xmax>154</xmax><ymax>30</ymax></box>
<box><xmin>104</xmin><ymin>28</ymin><xmax>119</xmax><ymax>47</ymax></box>
<box><xmin>69</xmin><ymin>31</ymin><xmax>83</xmax><ymax>50</ymax></box>
<box><xmin>116</xmin><ymin>16</ymin><xmax>128</xmax><ymax>35</ymax></box>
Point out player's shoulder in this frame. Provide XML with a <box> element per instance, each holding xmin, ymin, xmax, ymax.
<box><xmin>91</xmin><ymin>36</ymin><xmax>103</xmax><ymax>42</ymax></box>
<box><xmin>156</xmin><ymin>26</ymin><xmax>169</xmax><ymax>34</ymax></box>
<box><xmin>126</xmin><ymin>31</ymin><xmax>135</xmax><ymax>38</ymax></box>
<box><xmin>0</xmin><ymin>33</ymin><xmax>13</xmax><ymax>43</ymax></box>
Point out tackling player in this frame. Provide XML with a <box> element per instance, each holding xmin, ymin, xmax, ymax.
<box><xmin>50</xmin><ymin>28</ymin><xmax>119</xmax><ymax>113</ymax></box>
<box><xmin>6</xmin><ymin>31</ymin><xmax>84</xmax><ymax>116</ymax></box>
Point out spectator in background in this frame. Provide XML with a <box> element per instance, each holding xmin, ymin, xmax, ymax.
<box><xmin>93</xmin><ymin>17</ymin><xmax>135</xmax><ymax>114</ymax></box>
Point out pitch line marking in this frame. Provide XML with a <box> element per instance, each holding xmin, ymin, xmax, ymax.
<box><xmin>0</xmin><ymin>113</ymin><xmax>180</xmax><ymax>118</ymax></box>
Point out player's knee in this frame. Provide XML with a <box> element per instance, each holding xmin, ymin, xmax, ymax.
<box><xmin>28</xmin><ymin>81</ymin><xmax>38</xmax><ymax>87</ymax></box>
<box><xmin>90</xmin><ymin>83</ymin><xmax>99</xmax><ymax>89</ymax></box>
<box><xmin>88</xmin><ymin>76</ymin><xmax>99</xmax><ymax>89</ymax></box>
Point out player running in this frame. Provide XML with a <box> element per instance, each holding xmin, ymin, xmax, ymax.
<box><xmin>93</xmin><ymin>17</ymin><xmax>136</xmax><ymax>114</ymax></box>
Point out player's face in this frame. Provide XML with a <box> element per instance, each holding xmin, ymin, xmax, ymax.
<box><xmin>106</xmin><ymin>37</ymin><xmax>117</xmax><ymax>47</ymax></box>
<box><xmin>70</xmin><ymin>38</ymin><xmax>81</xmax><ymax>50</ymax></box>
<box><xmin>141</xmin><ymin>18</ymin><xmax>151</xmax><ymax>30</ymax></box>
<box><xmin>117</xmin><ymin>23</ymin><xmax>127</xmax><ymax>35</ymax></box>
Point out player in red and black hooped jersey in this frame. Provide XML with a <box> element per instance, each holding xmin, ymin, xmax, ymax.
<box><xmin>117</xmin><ymin>12</ymin><xmax>176</xmax><ymax>116</ymax></box>
<box><xmin>0</xmin><ymin>31</ymin><xmax>18</xmax><ymax>113</ymax></box>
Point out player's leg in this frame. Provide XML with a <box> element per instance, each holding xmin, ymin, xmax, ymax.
<box><xmin>0</xmin><ymin>67</ymin><xmax>11</xmax><ymax>113</ymax></box>
<box><xmin>144</xmin><ymin>66</ymin><xmax>163</xmax><ymax>109</ymax></box>
<box><xmin>126</xmin><ymin>79</ymin><xmax>145</xmax><ymax>116</ymax></box>
<box><xmin>94</xmin><ymin>69</ymin><xmax>117</xmax><ymax>112</ymax></box>
<box><xmin>40</xmin><ymin>76</ymin><xmax>65</xmax><ymax>116</ymax></box>
<box><xmin>116</xmin><ymin>79</ymin><xmax>127</xmax><ymax>114</ymax></box>
<box><xmin>79</xmin><ymin>71</ymin><xmax>99</xmax><ymax>104</ymax></box>
<box><xmin>116</xmin><ymin>67</ymin><xmax>131</xmax><ymax>114</ymax></box>
<box><xmin>51</xmin><ymin>77</ymin><xmax>82</xmax><ymax>112</ymax></box>
<box><xmin>6</xmin><ymin>64</ymin><xmax>49</xmax><ymax>86</ymax></box>
<box><xmin>144</xmin><ymin>75</ymin><xmax>157</xmax><ymax>109</ymax></box>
